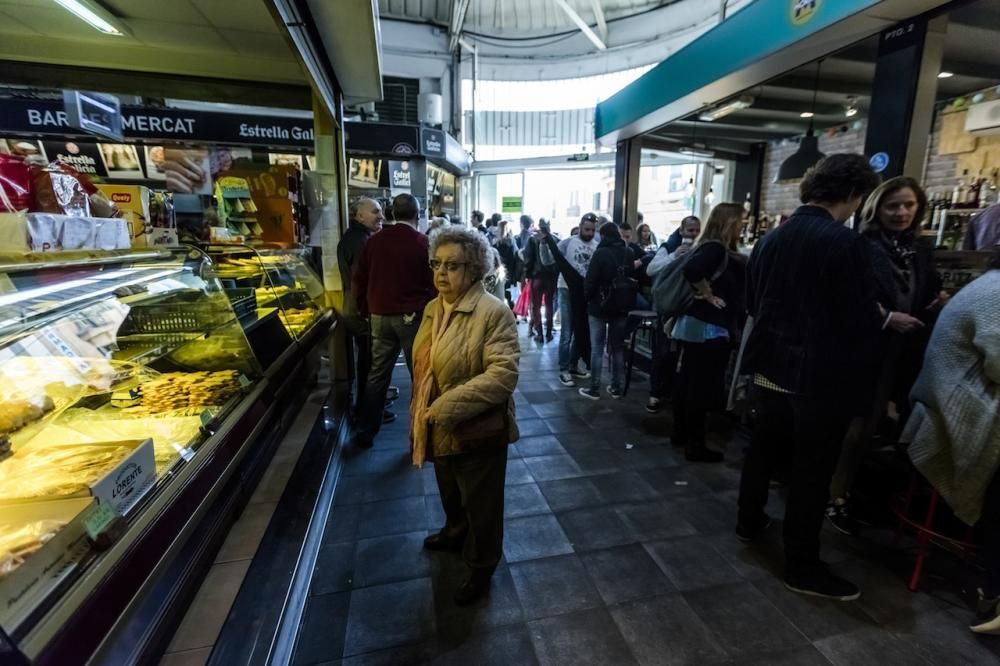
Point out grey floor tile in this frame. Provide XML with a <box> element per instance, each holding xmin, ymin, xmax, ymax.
<box><xmin>638</xmin><ymin>467</ymin><xmax>714</xmax><ymax>498</ymax></box>
<box><xmin>509</xmin><ymin>554</ymin><xmax>603</xmax><ymax>620</ymax></box>
<box><xmin>728</xmin><ymin>646</ymin><xmax>833</xmax><ymax>665</ymax></box>
<box><xmin>340</xmin><ymin>642</ymin><xmax>436</xmax><ymax>666</ymax></box>
<box><xmin>704</xmin><ymin>529</ymin><xmax>785</xmax><ymax>581</ymax></box>
<box><xmin>324</xmin><ymin>507</ymin><xmax>360</xmax><ymax>545</ymax></box>
<box><xmin>617</xmin><ymin>501</ymin><xmax>699</xmax><ymax>541</ymax></box>
<box><xmin>333</xmin><ymin>475</ymin><xmax>369</xmax><ymax>506</ymax></box>
<box><xmin>504</xmin><ymin>483</ymin><xmax>552</xmax><ymax>519</ymax></box>
<box><xmin>614</xmin><ymin>446</ymin><xmax>678</xmax><ymax>472</ymax></box>
<box><xmin>644</xmin><ymin>536</ymin><xmax>743</xmax><ymax>591</ymax></box>
<box><xmin>813</xmin><ymin>626</ymin><xmax>930</xmax><ymax>666</ymax></box>
<box><xmin>753</xmin><ymin>575</ymin><xmax>878</xmax><ymax>641</ymax></box>
<box><xmin>517</xmin><ymin>419</ymin><xmax>550</xmax><ymax>437</ymax></box>
<box><xmin>515</xmin><ymin>435</ymin><xmax>567</xmax><ymax>458</ymax></box>
<box><xmin>610</xmin><ymin>594</ymin><xmax>728</xmax><ymax>665</ymax></box>
<box><xmin>353</xmin><ymin>531</ymin><xmax>432</xmax><ymax>589</ymax></box>
<box><xmin>521</xmin><ymin>390</ymin><xmax>562</xmax><ymax>404</ymax></box>
<box><xmin>677</xmin><ymin>496</ymin><xmax>741</xmax><ymax>536</ymax></box>
<box><xmin>168</xmin><ymin>560</ymin><xmax>251</xmax><ymax>652</ymax></box>
<box><xmin>556</xmin><ymin>505</ymin><xmax>637</xmax><ymax>551</ymax></box>
<box><xmin>567</xmin><ymin>451</ymin><xmax>622</xmax><ymax>477</ymax></box>
<box><xmin>357</xmin><ymin>496</ymin><xmax>428</xmax><ymax>539</ymax></box>
<box><xmin>885</xmin><ymin>608</ymin><xmax>1000</xmax><ymax>665</ymax></box>
<box><xmin>366</xmin><ymin>449</ymin><xmax>413</xmax><ymax>475</ymax></box>
<box><xmin>684</xmin><ymin>581</ymin><xmax>809</xmax><ymax>659</ymax></box>
<box><xmin>537</xmin><ymin>477</ymin><xmax>604</xmax><ymax>511</ymax></box>
<box><xmin>554</xmin><ymin>432</ymin><xmax>614</xmax><ymax>452</ymax></box>
<box><xmin>435</xmin><ymin>624</ymin><xmax>539</xmax><ymax>665</ymax></box>
<box><xmin>531</xmin><ymin>402</ymin><xmax>575</xmax><ymax>418</ymax></box>
<box><xmin>425</xmin><ymin>495</ymin><xmax>447</xmax><ymax>530</ymax></box>
<box><xmin>293</xmin><ymin>591</ymin><xmax>351</xmax><ymax>665</ymax></box>
<box><xmin>215</xmin><ymin>501</ymin><xmax>276</xmax><ymax>563</ymax></box>
<box><xmin>580</xmin><ymin>543</ymin><xmax>676</xmax><ymax>605</ymax></box>
<box><xmin>505</xmin><ymin>458</ymin><xmax>536</xmax><ymax>485</ymax></box>
<box><xmin>433</xmin><ymin>563</ymin><xmax>526</xmax><ymax>641</ymax></box>
<box><xmin>503</xmin><ymin>514</ymin><xmax>574</xmax><ymax>563</ymax></box>
<box><xmin>364</xmin><ymin>472</ymin><xmax>425</xmax><ymax>502</ymax></box>
<box><xmin>528</xmin><ymin>607</ymin><xmax>638</xmax><ymax>666</ymax></box>
<box><xmin>834</xmin><ymin>559</ymin><xmax>942</xmax><ymax>625</ymax></box>
<box><xmin>544</xmin><ymin>415</ymin><xmax>591</xmax><ymax>435</ymax></box>
<box><xmin>522</xmin><ymin>454</ymin><xmax>584</xmax><ymax>482</ymax></box>
<box><xmin>311</xmin><ymin>542</ymin><xmax>358</xmax><ymax>595</ymax></box>
<box><xmin>343</xmin><ymin>578</ymin><xmax>437</xmax><ymax>657</ymax></box>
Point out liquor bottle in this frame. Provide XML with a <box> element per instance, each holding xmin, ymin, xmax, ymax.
<box><xmin>952</xmin><ymin>175</ymin><xmax>966</xmax><ymax>207</ymax></box>
<box><xmin>980</xmin><ymin>170</ymin><xmax>998</xmax><ymax>208</ymax></box>
<box><xmin>925</xmin><ymin>192</ymin><xmax>938</xmax><ymax>230</ymax></box>
<box><xmin>743</xmin><ymin>192</ymin><xmax>752</xmax><ymax>213</ymax></box>
<box><xmin>967</xmin><ymin>171</ymin><xmax>982</xmax><ymax>207</ymax></box>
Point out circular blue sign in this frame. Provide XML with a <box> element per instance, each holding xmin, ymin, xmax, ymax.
<box><xmin>870</xmin><ymin>152</ymin><xmax>890</xmax><ymax>173</ymax></box>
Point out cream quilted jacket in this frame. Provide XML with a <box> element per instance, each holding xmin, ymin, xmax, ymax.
<box><xmin>417</xmin><ymin>283</ymin><xmax>521</xmax><ymax>457</ymax></box>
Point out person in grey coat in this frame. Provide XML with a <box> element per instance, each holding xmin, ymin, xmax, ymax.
<box><xmin>902</xmin><ymin>248</ymin><xmax>1000</xmax><ymax>634</ymax></box>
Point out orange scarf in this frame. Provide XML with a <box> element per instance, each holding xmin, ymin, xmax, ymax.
<box><xmin>409</xmin><ymin>300</ymin><xmax>454</xmax><ymax>466</ymax></box>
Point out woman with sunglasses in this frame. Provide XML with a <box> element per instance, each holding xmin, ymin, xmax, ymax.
<box><xmin>410</xmin><ymin>226</ymin><xmax>520</xmax><ymax>606</ymax></box>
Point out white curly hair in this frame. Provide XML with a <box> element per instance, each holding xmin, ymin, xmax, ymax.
<box><xmin>429</xmin><ymin>225</ymin><xmax>492</xmax><ymax>282</ymax></box>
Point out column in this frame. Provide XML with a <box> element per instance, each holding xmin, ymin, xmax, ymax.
<box><xmin>863</xmin><ymin>15</ymin><xmax>946</xmax><ymax>180</ymax></box>
<box><xmin>612</xmin><ymin>136</ymin><xmax>642</xmax><ymax>226</ymax></box>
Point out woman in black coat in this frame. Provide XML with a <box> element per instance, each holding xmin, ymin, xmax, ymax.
<box><xmin>827</xmin><ymin>176</ymin><xmax>949</xmax><ymax>534</ymax></box>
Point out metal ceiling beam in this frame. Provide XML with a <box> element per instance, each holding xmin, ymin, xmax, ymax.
<box><xmin>553</xmin><ymin>0</ymin><xmax>606</xmax><ymax>51</ymax></box>
<box><xmin>590</xmin><ymin>0</ymin><xmax>608</xmax><ymax>42</ymax></box>
<box><xmin>448</xmin><ymin>0</ymin><xmax>472</xmax><ymax>53</ymax></box>
<box><xmin>643</xmin><ymin>134</ymin><xmax>751</xmax><ymax>157</ymax></box>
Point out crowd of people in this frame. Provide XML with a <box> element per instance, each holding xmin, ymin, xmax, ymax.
<box><xmin>335</xmin><ymin>156</ymin><xmax>1000</xmax><ymax>634</ymax></box>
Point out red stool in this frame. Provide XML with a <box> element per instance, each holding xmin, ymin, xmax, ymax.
<box><xmin>891</xmin><ymin>473</ymin><xmax>977</xmax><ymax>592</ymax></box>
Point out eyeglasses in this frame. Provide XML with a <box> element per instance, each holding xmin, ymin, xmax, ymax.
<box><xmin>430</xmin><ymin>260</ymin><xmax>469</xmax><ymax>273</ymax></box>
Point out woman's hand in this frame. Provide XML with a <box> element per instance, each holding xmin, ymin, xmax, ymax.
<box><xmin>707</xmin><ymin>295</ymin><xmax>726</xmax><ymax>309</ymax></box>
<box><xmin>927</xmin><ymin>290</ymin><xmax>950</xmax><ymax>313</ymax></box>
<box><xmin>887</xmin><ymin>311</ymin><xmax>925</xmax><ymax>334</ymax></box>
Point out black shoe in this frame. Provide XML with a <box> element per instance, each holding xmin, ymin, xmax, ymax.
<box><xmin>423</xmin><ymin>532</ymin><xmax>464</xmax><ymax>553</ymax></box>
<box><xmin>578</xmin><ymin>387</ymin><xmax>601</xmax><ymax>401</ymax></box>
<box><xmin>386</xmin><ymin>386</ymin><xmax>400</xmax><ymax>401</ymax></box>
<box><xmin>826</xmin><ymin>500</ymin><xmax>859</xmax><ymax>537</ymax></box>
<box><xmin>351</xmin><ymin>434</ymin><xmax>373</xmax><ymax>449</ymax></box>
<box><xmin>646</xmin><ymin>397</ymin><xmax>663</xmax><ymax>414</ymax></box>
<box><xmin>569</xmin><ymin>367</ymin><xmax>591</xmax><ymax>379</ymax></box>
<box><xmin>784</xmin><ymin>565</ymin><xmax>861</xmax><ymax>601</ymax></box>
<box><xmin>685</xmin><ymin>445</ymin><xmax>723</xmax><ymax>463</ymax></box>
<box><xmin>546</xmin><ymin>332</ymin><xmax>554</xmax><ymax>342</ymax></box>
<box><xmin>971</xmin><ymin>588</ymin><xmax>1000</xmax><ymax>634</ymax></box>
<box><xmin>454</xmin><ymin>571</ymin><xmax>492</xmax><ymax>606</ymax></box>
<box><xmin>382</xmin><ymin>410</ymin><xmax>396</xmax><ymax>424</ymax></box>
<box><xmin>534</xmin><ymin>334</ymin><xmax>544</xmax><ymax>344</ymax></box>
<box><xmin>736</xmin><ymin>515</ymin><xmax>772</xmax><ymax>543</ymax></box>
<box><xmin>385</xmin><ymin>398</ymin><xmax>395</xmax><ymax>409</ymax></box>
<box><xmin>606</xmin><ymin>385</ymin><xmax>623</xmax><ymax>400</ymax></box>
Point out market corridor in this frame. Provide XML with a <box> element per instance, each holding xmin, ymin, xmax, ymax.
<box><xmin>291</xmin><ymin>336</ymin><xmax>998</xmax><ymax>665</ymax></box>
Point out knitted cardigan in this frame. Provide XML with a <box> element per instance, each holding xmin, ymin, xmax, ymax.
<box><xmin>902</xmin><ymin>269</ymin><xmax>1000</xmax><ymax>525</ymax></box>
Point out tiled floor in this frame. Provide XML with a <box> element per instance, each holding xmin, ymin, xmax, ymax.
<box><xmin>292</xmin><ymin>328</ymin><xmax>1000</xmax><ymax>665</ymax></box>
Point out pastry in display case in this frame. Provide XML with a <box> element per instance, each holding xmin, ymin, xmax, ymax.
<box><xmin>204</xmin><ymin>243</ymin><xmax>327</xmax><ymax>341</ymax></box>
<box><xmin>0</xmin><ymin>246</ymin><xmax>268</xmax><ymax>638</ymax></box>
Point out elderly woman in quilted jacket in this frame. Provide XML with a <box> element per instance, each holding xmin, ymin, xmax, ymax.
<box><xmin>410</xmin><ymin>226</ymin><xmax>520</xmax><ymax>607</ymax></box>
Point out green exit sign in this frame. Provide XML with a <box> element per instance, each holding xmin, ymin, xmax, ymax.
<box><xmin>501</xmin><ymin>196</ymin><xmax>522</xmax><ymax>213</ymax></box>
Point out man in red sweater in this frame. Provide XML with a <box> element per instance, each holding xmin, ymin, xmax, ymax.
<box><xmin>351</xmin><ymin>193</ymin><xmax>436</xmax><ymax>448</ymax></box>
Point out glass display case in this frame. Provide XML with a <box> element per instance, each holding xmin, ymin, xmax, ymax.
<box><xmin>203</xmin><ymin>243</ymin><xmax>327</xmax><ymax>343</ymax></box>
<box><xmin>0</xmin><ymin>244</ymin><xmax>331</xmax><ymax>663</ymax></box>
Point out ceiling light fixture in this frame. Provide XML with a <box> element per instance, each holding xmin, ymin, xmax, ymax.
<box><xmin>698</xmin><ymin>96</ymin><xmax>754</xmax><ymax>122</ymax></box>
<box><xmin>799</xmin><ymin>111</ymin><xmax>815</xmax><ymax>118</ymax></box>
<box><xmin>679</xmin><ymin>147</ymin><xmax>715</xmax><ymax>158</ymax></box>
<box><xmin>938</xmin><ymin>71</ymin><xmax>954</xmax><ymax>79</ymax></box>
<box><xmin>777</xmin><ymin>59</ymin><xmax>826</xmax><ymax>182</ymax></box>
<box><xmin>53</xmin><ymin>0</ymin><xmax>125</xmax><ymax>35</ymax></box>
<box><xmin>845</xmin><ymin>96</ymin><xmax>858</xmax><ymax>117</ymax></box>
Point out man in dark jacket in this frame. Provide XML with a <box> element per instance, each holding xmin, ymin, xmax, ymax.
<box><xmin>351</xmin><ymin>194</ymin><xmax>436</xmax><ymax>448</ymax></box>
<box><xmin>337</xmin><ymin>197</ymin><xmax>385</xmax><ymax>409</ymax></box>
<box><xmin>736</xmin><ymin>153</ymin><xmax>891</xmax><ymax>602</ymax></box>
<box><xmin>664</xmin><ymin>215</ymin><xmax>702</xmax><ymax>254</ymax></box>
<box><xmin>580</xmin><ymin>222</ymin><xmax>635</xmax><ymax>400</ymax></box>
<box><xmin>522</xmin><ymin>218</ymin><xmax>560</xmax><ymax>343</ymax></box>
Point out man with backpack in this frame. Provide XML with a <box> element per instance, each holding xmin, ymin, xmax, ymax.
<box><xmin>523</xmin><ymin>218</ymin><xmax>560</xmax><ymax>343</ymax></box>
<box><xmin>580</xmin><ymin>222</ymin><xmax>637</xmax><ymax>400</ymax></box>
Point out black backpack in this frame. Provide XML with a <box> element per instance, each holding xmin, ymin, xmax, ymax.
<box><xmin>600</xmin><ymin>247</ymin><xmax>638</xmax><ymax>315</ymax></box>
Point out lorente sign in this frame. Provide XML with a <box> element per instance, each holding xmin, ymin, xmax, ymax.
<box><xmin>4</xmin><ymin>99</ymin><xmax>315</xmax><ymax>148</ymax></box>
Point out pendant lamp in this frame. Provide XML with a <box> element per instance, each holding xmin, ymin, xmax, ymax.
<box><xmin>776</xmin><ymin>60</ymin><xmax>825</xmax><ymax>182</ymax></box>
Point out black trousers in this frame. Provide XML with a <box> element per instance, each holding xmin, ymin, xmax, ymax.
<box><xmin>672</xmin><ymin>339</ymin><xmax>731</xmax><ymax>448</ymax></box>
<box><xmin>981</xmin><ymin>469</ymin><xmax>1000</xmax><ymax>597</ymax></box>
<box><xmin>737</xmin><ymin>386</ymin><xmax>850</xmax><ymax>575</ymax></box>
<box><xmin>433</xmin><ymin>446</ymin><xmax>508</xmax><ymax>573</ymax></box>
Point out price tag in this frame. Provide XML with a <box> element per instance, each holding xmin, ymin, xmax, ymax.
<box><xmin>84</xmin><ymin>502</ymin><xmax>118</xmax><ymax>540</ymax></box>
<box><xmin>238</xmin><ymin>374</ymin><xmax>252</xmax><ymax>388</ymax></box>
<box><xmin>200</xmin><ymin>409</ymin><xmax>213</xmax><ymax>428</ymax></box>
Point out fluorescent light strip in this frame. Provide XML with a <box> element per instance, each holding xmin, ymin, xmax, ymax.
<box><xmin>53</xmin><ymin>0</ymin><xmax>123</xmax><ymax>35</ymax></box>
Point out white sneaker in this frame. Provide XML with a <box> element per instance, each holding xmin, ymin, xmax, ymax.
<box><xmin>971</xmin><ymin>589</ymin><xmax>1000</xmax><ymax>634</ymax></box>
<box><xmin>558</xmin><ymin>372</ymin><xmax>575</xmax><ymax>387</ymax></box>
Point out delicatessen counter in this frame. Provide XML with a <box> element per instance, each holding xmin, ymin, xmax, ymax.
<box><xmin>0</xmin><ymin>244</ymin><xmax>332</xmax><ymax>665</ymax></box>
